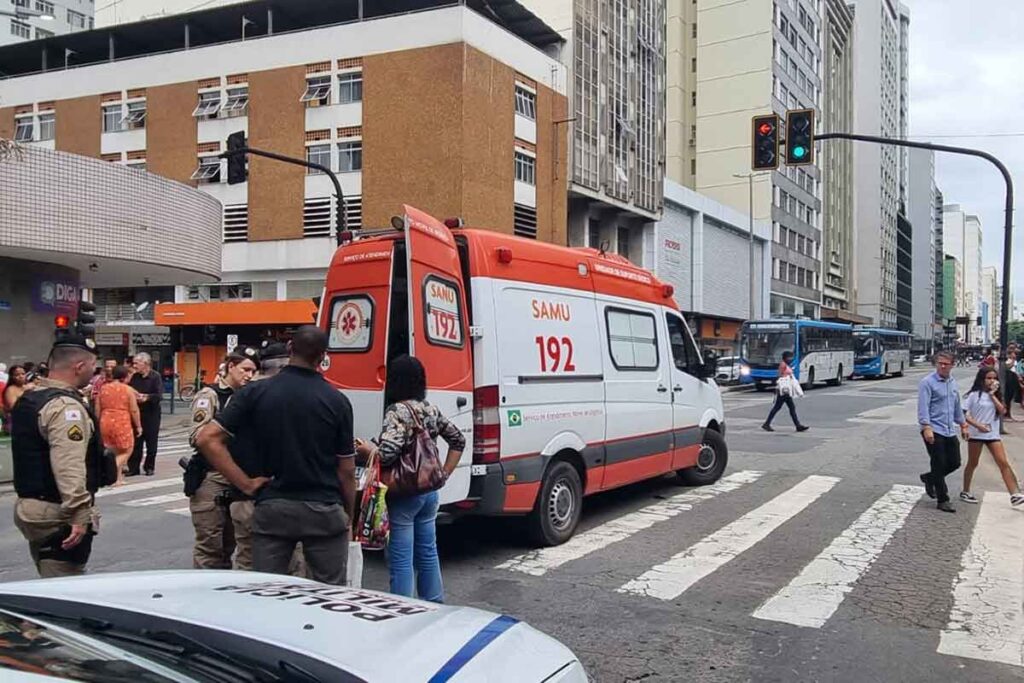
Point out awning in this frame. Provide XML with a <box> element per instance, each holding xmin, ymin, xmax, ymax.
<box><xmin>155</xmin><ymin>300</ymin><xmax>316</xmax><ymax>326</ymax></box>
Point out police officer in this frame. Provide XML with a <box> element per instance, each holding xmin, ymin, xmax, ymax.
<box><xmin>11</xmin><ymin>334</ymin><xmax>103</xmax><ymax>578</ymax></box>
<box><xmin>186</xmin><ymin>349</ymin><xmax>258</xmax><ymax>569</ymax></box>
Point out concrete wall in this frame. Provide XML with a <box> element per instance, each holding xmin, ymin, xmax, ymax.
<box><xmin>907</xmin><ymin>148</ymin><xmax>936</xmax><ymax>340</ymax></box>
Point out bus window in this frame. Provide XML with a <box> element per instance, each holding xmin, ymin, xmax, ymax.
<box><xmin>742</xmin><ymin>329</ymin><xmax>794</xmax><ymax>366</ymax></box>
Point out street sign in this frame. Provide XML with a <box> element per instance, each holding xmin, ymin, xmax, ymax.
<box><xmin>226</xmin><ymin>334</ymin><xmax>238</xmax><ymax>354</ymax></box>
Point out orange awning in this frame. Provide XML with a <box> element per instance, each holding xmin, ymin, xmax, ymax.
<box><xmin>155</xmin><ymin>300</ymin><xmax>317</xmax><ymax>326</ymax></box>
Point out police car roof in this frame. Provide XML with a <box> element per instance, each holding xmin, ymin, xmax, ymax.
<box><xmin>0</xmin><ymin>570</ymin><xmax>580</xmax><ymax>682</ymax></box>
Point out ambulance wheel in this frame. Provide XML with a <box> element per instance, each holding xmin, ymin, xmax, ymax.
<box><xmin>678</xmin><ymin>429</ymin><xmax>728</xmax><ymax>486</ymax></box>
<box><xmin>528</xmin><ymin>461</ymin><xmax>583</xmax><ymax>547</ymax></box>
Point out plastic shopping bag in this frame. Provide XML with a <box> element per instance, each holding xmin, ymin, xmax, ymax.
<box><xmin>347</xmin><ymin>541</ymin><xmax>364</xmax><ymax>588</ymax></box>
<box><xmin>354</xmin><ymin>454</ymin><xmax>390</xmax><ymax>551</ymax></box>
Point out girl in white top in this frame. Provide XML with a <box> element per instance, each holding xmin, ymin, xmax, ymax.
<box><xmin>960</xmin><ymin>367</ymin><xmax>1024</xmax><ymax>506</ymax></box>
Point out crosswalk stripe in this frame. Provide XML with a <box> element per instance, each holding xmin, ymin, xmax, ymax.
<box><xmin>497</xmin><ymin>470</ymin><xmax>764</xmax><ymax>576</ymax></box>
<box><xmin>96</xmin><ymin>477</ymin><xmax>180</xmax><ymax>498</ymax></box>
<box><xmin>751</xmin><ymin>484</ymin><xmax>922</xmax><ymax>628</ymax></box>
<box><xmin>122</xmin><ymin>492</ymin><xmax>186</xmax><ymax>507</ymax></box>
<box><xmin>618</xmin><ymin>475</ymin><xmax>840</xmax><ymax>601</ymax></box>
<box><xmin>938</xmin><ymin>492</ymin><xmax>1024</xmax><ymax>667</ymax></box>
<box><xmin>167</xmin><ymin>506</ymin><xmax>191</xmax><ymax>517</ymax></box>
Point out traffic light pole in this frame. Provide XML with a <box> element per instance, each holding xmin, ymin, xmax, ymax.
<box><xmin>816</xmin><ymin>132</ymin><xmax>1014</xmax><ymax>362</ymax></box>
<box><xmin>220</xmin><ymin>146</ymin><xmax>348</xmax><ymax>244</ymax></box>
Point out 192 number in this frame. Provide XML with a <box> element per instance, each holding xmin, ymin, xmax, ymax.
<box><xmin>535</xmin><ymin>336</ymin><xmax>576</xmax><ymax>372</ymax></box>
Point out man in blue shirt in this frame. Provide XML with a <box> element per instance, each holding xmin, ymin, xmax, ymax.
<box><xmin>917</xmin><ymin>351</ymin><xmax>969</xmax><ymax>512</ymax></box>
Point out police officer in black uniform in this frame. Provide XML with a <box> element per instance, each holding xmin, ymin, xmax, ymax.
<box><xmin>11</xmin><ymin>334</ymin><xmax>111</xmax><ymax>578</ymax></box>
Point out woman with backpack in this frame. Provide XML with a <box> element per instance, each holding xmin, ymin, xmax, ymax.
<box><xmin>762</xmin><ymin>351</ymin><xmax>809</xmax><ymax>433</ymax></box>
<box><xmin>355</xmin><ymin>355</ymin><xmax>464</xmax><ymax>602</ymax></box>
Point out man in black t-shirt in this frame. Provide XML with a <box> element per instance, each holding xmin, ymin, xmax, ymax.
<box><xmin>196</xmin><ymin>326</ymin><xmax>357</xmax><ymax>585</ymax></box>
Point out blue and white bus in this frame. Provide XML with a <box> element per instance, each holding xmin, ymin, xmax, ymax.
<box><xmin>852</xmin><ymin>327</ymin><xmax>912</xmax><ymax>378</ymax></box>
<box><xmin>740</xmin><ymin>319</ymin><xmax>855</xmax><ymax>390</ymax></box>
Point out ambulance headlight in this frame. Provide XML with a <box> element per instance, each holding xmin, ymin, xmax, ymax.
<box><xmin>740</xmin><ymin>365</ymin><xmax>751</xmax><ymax>376</ymax></box>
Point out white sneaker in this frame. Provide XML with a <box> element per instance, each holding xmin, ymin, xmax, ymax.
<box><xmin>959</xmin><ymin>491</ymin><xmax>979</xmax><ymax>504</ymax></box>
<box><xmin>1010</xmin><ymin>493</ymin><xmax>1024</xmax><ymax>507</ymax></box>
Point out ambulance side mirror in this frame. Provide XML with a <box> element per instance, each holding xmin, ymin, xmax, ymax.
<box><xmin>696</xmin><ymin>350</ymin><xmax>718</xmax><ymax>382</ymax></box>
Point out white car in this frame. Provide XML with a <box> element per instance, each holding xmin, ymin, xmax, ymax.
<box><xmin>0</xmin><ymin>571</ymin><xmax>587</xmax><ymax>682</ymax></box>
<box><xmin>715</xmin><ymin>356</ymin><xmax>742</xmax><ymax>383</ymax></box>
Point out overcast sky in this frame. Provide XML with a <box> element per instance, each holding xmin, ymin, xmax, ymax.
<box><xmin>97</xmin><ymin>0</ymin><xmax>1024</xmax><ymax>298</ymax></box>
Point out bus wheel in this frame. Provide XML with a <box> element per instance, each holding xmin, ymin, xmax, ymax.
<box><xmin>678</xmin><ymin>429</ymin><xmax>728</xmax><ymax>486</ymax></box>
<box><xmin>895</xmin><ymin>362</ymin><xmax>904</xmax><ymax>378</ymax></box>
<box><xmin>804</xmin><ymin>367</ymin><xmax>815</xmax><ymax>389</ymax></box>
<box><xmin>828</xmin><ymin>366</ymin><xmax>843</xmax><ymax>387</ymax></box>
<box><xmin>884</xmin><ymin>363</ymin><xmax>889</xmax><ymax>376</ymax></box>
<box><xmin>528</xmin><ymin>461</ymin><xmax>583</xmax><ymax>547</ymax></box>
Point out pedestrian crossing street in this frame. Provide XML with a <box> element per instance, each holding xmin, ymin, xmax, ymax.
<box><xmin>498</xmin><ymin>471</ymin><xmax>1024</xmax><ymax>669</ymax></box>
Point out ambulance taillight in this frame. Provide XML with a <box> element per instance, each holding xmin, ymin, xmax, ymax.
<box><xmin>473</xmin><ymin>385</ymin><xmax>501</xmax><ymax>464</ymax></box>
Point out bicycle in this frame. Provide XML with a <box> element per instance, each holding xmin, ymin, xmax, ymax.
<box><xmin>177</xmin><ymin>371</ymin><xmax>207</xmax><ymax>402</ymax></box>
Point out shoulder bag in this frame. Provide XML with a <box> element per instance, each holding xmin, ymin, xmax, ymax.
<box><xmin>380</xmin><ymin>402</ymin><xmax>447</xmax><ymax>499</ymax></box>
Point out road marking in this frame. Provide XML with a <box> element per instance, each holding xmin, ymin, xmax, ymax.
<box><xmin>751</xmin><ymin>484</ymin><xmax>922</xmax><ymax>628</ymax></box>
<box><xmin>938</xmin><ymin>492</ymin><xmax>1024</xmax><ymax>667</ymax></box>
<box><xmin>96</xmin><ymin>477</ymin><xmax>180</xmax><ymax>498</ymax></box>
<box><xmin>497</xmin><ymin>471</ymin><xmax>764</xmax><ymax>576</ymax></box>
<box><xmin>618</xmin><ymin>475</ymin><xmax>840</xmax><ymax>601</ymax></box>
<box><xmin>122</xmin><ymin>492</ymin><xmax>186</xmax><ymax>507</ymax></box>
<box><xmin>167</xmin><ymin>506</ymin><xmax>191</xmax><ymax>517</ymax></box>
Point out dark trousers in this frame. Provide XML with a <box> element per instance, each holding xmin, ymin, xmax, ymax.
<box><xmin>765</xmin><ymin>394</ymin><xmax>803</xmax><ymax>428</ymax></box>
<box><xmin>252</xmin><ymin>498</ymin><xmax>349</xmax><ymax>585</ymax></box>
<box><xmin>923</xmin><ymin>433</ymin><xmax>962</xmax><ymax>504</ymax></box>
<box><xmin>128</xmin><ymin>409</ymin><xmax>161</xmax><ymax>474</ymax></box>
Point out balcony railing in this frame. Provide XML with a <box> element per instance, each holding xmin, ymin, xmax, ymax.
<box><xmin>95</xmin><ymin>304</ymin><xmax>154</xmax><ymax>323</ymax></box>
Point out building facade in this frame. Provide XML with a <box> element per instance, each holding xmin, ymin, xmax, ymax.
<box><xmin>907</xmin><ymin>148</ymin><xmax>940</xmax><ymax>347</ymax></box>
<box><xmin>981</xmin><ymin>266</ymin><xmax>998</xmax><ymax>345</ymax></box>
<box><xmin>934</xmin><ymin>187</ymin><xmax>945</xmax><ymax>335</ymax></box>
<box><xmin>0</xmin><ymin>1</ymin><xmax>569</xmax><ymax>378</ymax></box>
<box><xmin>1</xmin><ymin>0</ymin><xmax>93</xmax><ymax>47</ymax></box>
<box><xmin>942</xmin><ymin>255</ymin><xmax>962</xmax><ymax>340</ymax></box>
<box><xmin>849</xmin><ymin>0</ymin><xmax>908</xmax><ymax>328</ymax></box>
<box><xmin>942</xmin><ymin>205</ymin><xmax>983</xmax><ymax>343</ymax></box>
<box><xmin>519</xmin><ymin>0</ymin><xmax>667</xmax><ymax>262</ymax></box>
<box><xmin>666</xmin><ymin>0</ymin><xmax>698</xmax><ymax>189</ymax></box>
<box><xmin>646</xmin><ymin>180</ymin><xmax>771</xmax><ymax>354</ymax></box>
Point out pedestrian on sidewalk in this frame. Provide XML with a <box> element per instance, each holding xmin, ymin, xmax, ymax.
<box><xmin>95</xmin><ymin>365</ymin><xmax>141</xmax><ymax>486</ymax></box>
<box><xmin>762</xmin><ymin>351</ymin><xmax>809</xmax><ymax>433</ymax></box>
<box><xmin>1002</xmin><ymin>349</ymin><xmax>1020</xmax><ymax>421</ymax></box>
<box><xmin>197</xmin><ymin>326</ymin><xmax>357</xmax><ymax>585</ymax></box>
<box><xmin>185</xmin><ymin>350</ymin><xmax>257</xmax><ymax>569</ymax></box>
<box><xmin>959</xmin><ymin>367</ymin><xmax>1024</xmax><ymax>507</ymax></box>
<box><xmin>355</xmin><ymin>355</ymin><xmax>464</xmax><ymax>603</ymax></box>
<box><xmin>917</xmin><ymin>351</ymin><xmax>969</xmax><ymax>513</ymax></box>
<box><xmin>127</xmin><ymin>353</ymin><xmax>162</xmax><ymax>476</ymax></box>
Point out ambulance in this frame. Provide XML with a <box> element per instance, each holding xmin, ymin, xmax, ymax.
<box><xmin>320</xmin><ymin>206</ymin><xmax>727</xmax><ymax>546</ymax></box>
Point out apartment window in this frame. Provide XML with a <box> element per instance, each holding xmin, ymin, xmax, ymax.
<box><xmin>588</xmin><ymin>218</ymin><xmax>601</xmax><ymax>250</ymax></box>
<box><xmin>691</xmin><ymin>91</ymin><xmax>696</xmax><ymax>107</ymax></box>
<box><xmin>37</xmin><ymin>112</ymin><xmax>54</xmax><ymax>140</ymax></box>
<box><xmin>691</xmin><ymin>57</ymin><xmax>697</xmax><ymax>73</ymax></box>
<box><xmin>337</xmin><ymin>72</ymin><xmax>363</xmax><ymax>104</ymax></box>
<box><xmin>514</xmin><ymin>151</ymin><xmax>535</xmax><ymax>185</ymax></box>
<box><xmin>14</xmin><ymin>116</ymin><xmax>33</xmax><ymax>142</ymax></box>
<box><xmin>514</xmin><ymin>86</ymin><xmax>536</xmax><ymax>120</ymax></box>
<box><xmin>788</xmin><ymin>264</ymin><xmax>798</xmax><ymax>283</ymax></box>
<box><xmin>10</xmin><ymin>20</ymin><xmax>30</xmax><ymax>39</ymax></box>
<box><xmin>13</xmin><ymin>0</ymin><xmax>29</xmax><ymax>8</ymax></box>
<box><xmin>222</xmin><ymin>87</ymin><xmax>249</xmax><ymax>117</ymax></box>
<box><xmin>35</xmin><ymin>1</ymin><xmax>53</xmax><ymax>14</ymax></box>
<box><xmin>306</xmin><ymin>144</ymin><xmax>331</xmax><ymax>173</ymax></box>
<box><xmin>193</xmin><ymin>91</ymin><xmax>221</xmax><ymax>118</ymax></box>
<box><xmin>338</xmin><ymin>140</ymin><xmax>362</xmax><ymax>172</ymax></box>
<box><xmin>690</xmin><ymin>159</ymin><xmax>696</xmax><ymax>176</ymax></box>
<box><xmin>122</xmin><ymin>101</ymin><xmax>146</xmax><ymax>129</ymax></box>
<box><xmin>617</xmin><ymin>227</ymin><xmax>631</xmax><ymax>259</ymax></box>
<box><xmin>36</xmin><ymin>27</ymin><xmax>53</xmax><ymax>39</ymax></box>
<box><xmin>67</xmin><ymin>9</ymin><xmax>86</xmax><ymax>28</ymax></box>
<box><xmin>102</xmin><ymin>105</ymin><xmax>122</xmax><ymax>133</ymax></box>
<box><xmin>301</xmin><ymin>75</ymin><xmax>332</xmax><ymax>107</ymax></box>
<box><xmin>191</xmin><ymin>157</ymin><xmax>222</xmax><ymax>183</ymax></box>
<box><xmin>691</xmin><ymin>23</ymin><xmax>697</xmax><ymax>39</ymax></box>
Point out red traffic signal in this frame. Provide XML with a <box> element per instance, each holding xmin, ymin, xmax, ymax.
<box><xmin>758</xmin><ymin>121</ymin><xmax>774</xmax><ymax>136</ymax></box>
<box><xmin>54</xmin><ymin>314</ymin><xmax>70</xmax><ymax>329</ymax></box>
<box><xmin>751</xmin><ymin>114</ymin><xmax>780</xmax><ymax>171</ymax></box>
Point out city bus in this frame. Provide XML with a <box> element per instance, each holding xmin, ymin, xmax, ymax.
<box><xmin>739</xmin><ymin>319</ymin><xmax>854</xmax><ymax>390</ymax></box>
<box><xmin>852</xmin><ymin>327</ymin><xmax>912</xmax><ymax>378</ymax></box>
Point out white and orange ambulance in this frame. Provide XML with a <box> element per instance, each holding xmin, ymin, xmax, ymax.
<box><xmin>319</xmin><ymin>206</ymin><xmax>727</xmax><ymax>545</ymax></box>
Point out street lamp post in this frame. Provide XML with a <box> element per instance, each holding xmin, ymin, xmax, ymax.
<box><xmin>733</xmin><ymin>172</ymin><xmax>762</xmax><ymax>321</ymax></box>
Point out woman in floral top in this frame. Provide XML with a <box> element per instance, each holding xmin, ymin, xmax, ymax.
<box><xmin>356</xmin><ymin>355</ymin><xmax>464</xmax><ymax>602</ymax></box>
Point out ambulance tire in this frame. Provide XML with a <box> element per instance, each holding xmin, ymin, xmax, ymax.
<box><xmin>528</xmin><ymin>460</ymin><xmax>583</xmax><ymax>547</ymax></box>
<box><xmin>677</xmin><ymin>429</ymin><xmax>728</xmax><ymax>486</ymax></box>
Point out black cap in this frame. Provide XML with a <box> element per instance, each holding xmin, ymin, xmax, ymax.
<box><xmin>259</xmin><ymin>340</ymin><xmax>288</xmax><ymax>360</ymax></box>
<box><xmin>53</xmin><ymin>334</ymin><xmax>98</xmax><ymax>354</ymax></box>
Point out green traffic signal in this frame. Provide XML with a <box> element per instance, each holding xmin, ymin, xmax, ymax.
<box><xmin>785</xmin><ymin>109</ymin><xmax>815</xmax><ymax>166</ymax></box>
<box><xmin>792</xmin><ymin>146</ymin><xmax>807</xmax><ymax>159</ymax></box>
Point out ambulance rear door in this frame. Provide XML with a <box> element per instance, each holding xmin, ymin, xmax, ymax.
<box><xmin>401</xmin><ymin>205</ymin><xmax>473</xmax><ymax>504</ymax></box>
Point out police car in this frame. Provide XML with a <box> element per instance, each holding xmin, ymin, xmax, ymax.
<box><xmin>0</xmin><ymin>571</ymin><xmax>587</xmax><ymax>682</ymax></box>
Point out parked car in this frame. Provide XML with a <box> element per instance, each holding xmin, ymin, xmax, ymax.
<box><xmin>715</xmin><ymin>356</ymin><xmax>742</xmax><ymax>383</ymax></box>
<box><xmin>0</xmin><ymin>571</ymin><xmax>587</xmax><ymax>682</ymax></box>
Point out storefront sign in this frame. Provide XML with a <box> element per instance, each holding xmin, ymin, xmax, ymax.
<box><xmin>31</xmin><ymin>277</ymin><xmax>79</xmax><ymax>315</ymax></box>
<box><xmin>132</xmin><ymin>332</ymin><xmax>171</xmax><ymax>346</ymax></box>
<box><xmin>95</xmin><ymin>332</ymin><xmax>129</xmax><ymax>346</ymax></box>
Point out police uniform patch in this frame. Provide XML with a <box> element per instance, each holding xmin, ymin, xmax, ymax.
<box><xmin>67</xmin><ymin>424</ymin><xmax>84</xmax><ymax>442</ymax></box>
<box><xmin>64</xmin><ymin>408</ymin><xmax>82</xmax><ymax>421</ymax></box>
<box><xmin>194</xmin><ymin>410</ymin><xmax>208</xmax><ymax>423</ymax></box>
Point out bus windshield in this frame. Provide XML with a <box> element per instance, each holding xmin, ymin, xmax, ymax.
<box><xmin>742</xmin><ymin>331</ymin><xmax>795</xmax><ymax>366</ymax></box>
<box><xmin>854</xmin><ymin>334</ymin><xmax>876</xmax><ymax>360</ymax></box>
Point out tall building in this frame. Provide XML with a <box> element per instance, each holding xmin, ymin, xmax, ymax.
<box><xmin>942</xmin><ymin>255</ymin><xmax>962</xmax><ymax>340</ymax></box>
<box><xmin>519</xmin><ymin>0</ymin><xmax>667</xmax><ymax>263</ymax></box>
<box><xmin>907</xmin><ymin>148</ymin><xmax>939</xmax><ymax>347</ymax></box>
<box><xmin>981</xmin><ymin>266</ymin><xmax>998</xmax><ymax>345</ymax></box>
<box><xmin>0</xmin><ymin>0</ymin><xmax>569</xmax><ymax>376</ymax></box>
<box><xmin>666</xmin><ymin>0</ymin><xmax>698</xmax><ymax>189</ymax></box>
<box><xmin>681</xmin><ymin>0</ymin><xmax>825</xmax><ymax>319</ymax></box>
<box><xmin>933</xmin><ymin>188</ymin><xmax>945</xmax><ymax>335</ymax></box>
<box><xmin>942</xmin><ymin>204</ymin><xmax>983</xmax><ymax>344</ymax></box>
<box><xmin>1</xmin><ymin>0</ymin><xmax>93</xmax><ymax>47</ymax></box>
<box><xmin>849</xmin><ymin>0</ymin><xmax>909</xmax><ymax>328</ymax></box>
<box><xmin>820</xmin><ymin>0</ymin><xmax>855</xmax><ymax>314</ymax></box>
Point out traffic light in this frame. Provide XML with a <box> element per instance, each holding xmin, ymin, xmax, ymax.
<box><xmin>226</xmin><ymin>131</ymin><xmax>248</xmax><ymax>185</ymax></box>
<box><xmin>785</xmin><ymin>109</ymin><xmax>815</xmax><ymax>166</ymax></box>
<box><xmin>76</xmin><ymin>300</ymin><xmax>96</xmax><ymax>337</ymax></box>
<box><xmin>751</xmin><ymin>114</ymin><xmax>780</xmax><ymax>171</ymax></box>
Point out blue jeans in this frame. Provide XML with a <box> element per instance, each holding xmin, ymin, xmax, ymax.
<box><xmin>387</xmin><ymin>490</ymin><xmax>443</xmax><ymax>602</ymax></box>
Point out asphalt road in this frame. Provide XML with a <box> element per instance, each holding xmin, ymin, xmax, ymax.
<box><xmin>2</xmin><ymin>367</ymin><xmax>1022</xmax><ymax>682</ymax></box>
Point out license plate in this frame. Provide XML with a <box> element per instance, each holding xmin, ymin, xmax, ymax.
<box><xmin>471</xmin><ymin>465</ymin><xmax>487</xmax><ymax>476</ymax></box>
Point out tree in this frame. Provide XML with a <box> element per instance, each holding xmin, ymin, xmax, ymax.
<box><xmin>1009</xmin><ymin>321</ymin><xmax>1024</xmax><ymax>347</ymax></box>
